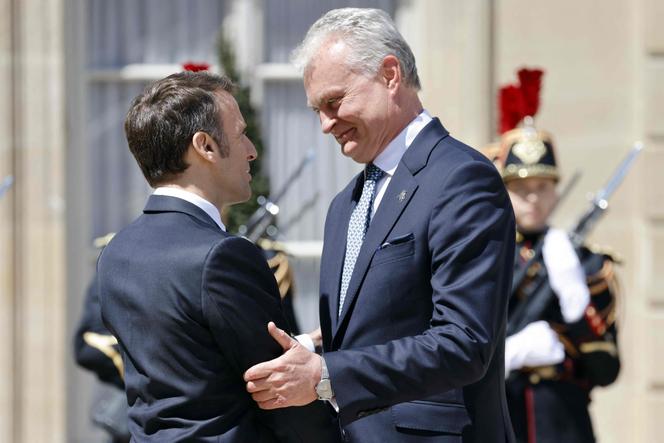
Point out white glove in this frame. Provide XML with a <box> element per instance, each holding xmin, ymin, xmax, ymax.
<box><xmin>542</xmin><ymin>228</ymin><xmax>590</xmax><ymax>323</ymax></box>
<box><xmin>505</xmin><ymin>320</ymin><xmax>565</xmax><ymax>374</ymax></box>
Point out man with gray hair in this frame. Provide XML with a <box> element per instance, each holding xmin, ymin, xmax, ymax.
<box><xmin>245</xmin><ymin>8</ymin><xmax>516</xmax><ymax>442</ymax></box>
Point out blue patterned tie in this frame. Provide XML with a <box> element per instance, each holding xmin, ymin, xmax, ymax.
<box><xmin>339</xmin><ymin>163</ymin><xmax>385</xmax><ymax>316</ymax></box>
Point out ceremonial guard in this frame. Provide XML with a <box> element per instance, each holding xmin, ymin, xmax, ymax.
<box><xmin>492</xmin><ymin>68</ymin><xmax>621</xmax><ymax>443</ymax></box>
<box><xmin>73</xmin><ymin>233</ymin><xmax>130</xmax><ymax>443</ymax></box>
<box><xmin>258</xmin><ymin>238</ymin><xmax>300</xmax><ymax>334</ymax></box>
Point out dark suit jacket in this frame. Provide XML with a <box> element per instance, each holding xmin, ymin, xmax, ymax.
<box><xmin>99</xmin><ymin>195</ymin><xmax>339</xmax><ymax>442</ymax></box>
<box><xmin>320</xmin><ymin>119</ymin><xmax>516</xmax><ymax>442</ymax></box>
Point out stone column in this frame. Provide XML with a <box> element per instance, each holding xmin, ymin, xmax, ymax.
<box><xmin>0</xmin><ymin>0</ymin><xmax>67</xmax><ymax>441</ymax></box>
<box><xmin>396</xmin><ymin>0</ymin><xmax>493</xmax><ymax>148</ymax></box>
<box><xmin>0</xmin><ymin>0</ymin><xmax>17</xmax><ymax>437</ymax></box>
<box><xmin>642</xmin><ymin>0</ymin><xmax>664</xmax><ymax>440</ymax></box>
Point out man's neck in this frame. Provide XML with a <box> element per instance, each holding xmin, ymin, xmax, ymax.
<box><xmin>380</xmin><ymin>92</ymin><xmax>423</xmax><ymax>153</ymax></box>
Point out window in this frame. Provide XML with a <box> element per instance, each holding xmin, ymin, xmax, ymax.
<box><xmin>86</xmin><ymin>0</ymin><xmax>226</xmax><ymax>238</ymax></box>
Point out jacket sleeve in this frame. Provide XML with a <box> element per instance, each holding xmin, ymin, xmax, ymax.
<box><xmin>201</xmin><ymin>236</ymin><xmax>340</xmax><ymax>443</ymax></box>
<box><xmin>325</xmin><ymin>160</ymin><xmax>515</xmax><ymax>425</ymax></box>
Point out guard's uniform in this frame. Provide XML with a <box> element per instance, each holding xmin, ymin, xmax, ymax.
<box><xmin>258</xmin><ymin>238</ymin><xmax>300</xmax><ymax>334</ymax></box>
<box><xmin>491</xmin><ymin>67</ymin><xmax>621</xmax><ymax>443</ymax></box>
<box><xmin>73</xmin><ymin>234</ymin><xmax>130</xmax><ymax>443</ymax></box>
<box><xmin>506</xmin><ymin>231</ymin><xmax>620</xmax><ymax>443</ymax></box>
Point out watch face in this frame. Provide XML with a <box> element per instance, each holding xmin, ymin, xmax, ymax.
<box><xmin>316</xmin><ymin>379</ymin><xmax>333</xmax><ymax>400</ymax></box>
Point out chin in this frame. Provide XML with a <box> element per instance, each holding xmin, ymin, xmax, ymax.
<box><xmin>344</xmin><ymin>146</ymin><xmax>372</xmax><ymax>164</ymax></box>
<box><xmin>519</xmin><ymin>223</ymin><xmax>546</xmax><ymax>234</ymax></box>
<box><xmin>241</xmin><ymin>189</ymin><xmax>253</xmax><ymax>202</ymax></box>
<box><xmin>228</xmin><ymin>191</ymin><xmax>252</xmax><ymax>206</ymax></box>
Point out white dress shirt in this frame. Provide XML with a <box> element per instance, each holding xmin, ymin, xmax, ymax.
<box><xmin>153</xmin><ymin>187</ymin><xmax>226</xmax><ymax>231</ymax></box>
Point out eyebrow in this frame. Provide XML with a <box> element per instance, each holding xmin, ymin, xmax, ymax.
<box><xmin>308</xmin><ymin>87</ymin><xmax>344</xmax><ymax>109</ymax></box>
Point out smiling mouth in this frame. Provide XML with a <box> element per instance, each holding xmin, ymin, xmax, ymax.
<box><xmin>336</xmin><ymin>128</ymin><xmax>355</xmax><ymax>144</ymax></box>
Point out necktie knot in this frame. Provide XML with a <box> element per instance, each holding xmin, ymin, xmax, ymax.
<box><xmin>365</xmin><ymin>163</ymin><xmax>384</xmax><ymax>182</ymax></box>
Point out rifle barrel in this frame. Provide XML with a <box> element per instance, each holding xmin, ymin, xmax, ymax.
<box><xmin>596</xmin><ymin>141</ymin><xmax>643</xmax><ymax>203</ymax></box>
<box><xmin>239</xmin><ymin>151</ymin><xmax>316</xmax><ymax>241</ymax></box>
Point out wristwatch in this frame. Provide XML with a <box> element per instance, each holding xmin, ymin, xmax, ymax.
<box><xmin>315</xmin><ymin>356</ymin><xmax>334</xmax><ymax>401</ymax></box>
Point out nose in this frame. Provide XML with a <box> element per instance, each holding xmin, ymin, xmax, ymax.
<box><xmin>319</xmin><ymin>110</ymin><xmax>336</xmax><ymax>134</ymax></box>
<box><xmin>246</xmin><ymin>139</ymin><xmax>257</xmax><ymax>162</ymax></box>
<box><xmin>525</xmin><ymin>192</ymin><xmax>539</xmax><ymax>203</ymax></box>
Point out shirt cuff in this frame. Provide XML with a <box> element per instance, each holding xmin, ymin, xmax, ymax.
<box><xmin>321</xmin><ymin>356</ymin><xmax>339</xmax><ymax>412</ymax></box>
<box><xmin>294</xmin><ymin>333</ymin><xmax>315</xmax><ymax>353</ymax></box>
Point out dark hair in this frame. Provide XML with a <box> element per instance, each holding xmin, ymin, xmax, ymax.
<box><xmin>124</xmin><ymin>71</ymin><xmax>234</xmax><ymax>186</ymax></box>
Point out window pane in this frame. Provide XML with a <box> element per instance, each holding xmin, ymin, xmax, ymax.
<box><xmin>87</xmin><ymin>0</ymin><xmax>225</xmax><ymax>67</ymax></box>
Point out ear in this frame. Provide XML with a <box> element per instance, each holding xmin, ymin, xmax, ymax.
<box><xmin>381</xmin><ymin>55</ymin><xmax>402</xmax><ymax>91</ymax></box>
<box><xmin>191</xmin><ymin>131</ymin><xmax>216</xmax><ymax>163</ymax></box>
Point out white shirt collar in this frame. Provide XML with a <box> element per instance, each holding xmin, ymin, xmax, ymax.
<box><xmin>153</xmin><ymin>187</ymin><xmax>226</xmax><ymax>231</ymax></box>
<box><xmin>373</xmin><ymin>110</ymin><xmax>433</xmax><ymax>176</ymax></box>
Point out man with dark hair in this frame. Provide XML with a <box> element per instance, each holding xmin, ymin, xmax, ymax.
<box><xmin>98</xmin><ymin>71</ymin><xmax>339</xmax><ymax>442</ymax></box>
<box><xmin>244</xmin><ymin>8</ymin><xmax>516</xmax><ymax>443</ymax></box>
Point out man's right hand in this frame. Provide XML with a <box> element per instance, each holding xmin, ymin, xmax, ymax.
<box><xmin>244</xmin><ymin>322</ymin><xmax>322</xmax><ymax>409</ymax></box>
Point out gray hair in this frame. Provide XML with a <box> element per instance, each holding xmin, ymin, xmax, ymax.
<box><xmin>291</xmin><ymin>7</ymin><xmax>421</xmax><ymax>90</ymax></box>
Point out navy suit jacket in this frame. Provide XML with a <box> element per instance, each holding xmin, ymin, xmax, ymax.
<box><xmin>320</xmin><ymin>119</ymin><xmax>516</xmax><ymax>442</ymax></box>
<box><xmin>99</xmin><ymin>195</ymin><xmax>339</xmax><ymax>442</ymax></box>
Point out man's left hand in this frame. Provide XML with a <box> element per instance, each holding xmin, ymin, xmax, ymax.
<box><xmin>244</xmin><ymin>322</ymin><xmax>321</xmax><ymax>409</ymax></box>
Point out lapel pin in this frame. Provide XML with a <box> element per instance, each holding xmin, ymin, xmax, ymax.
<box><xmin>397</xmin><ymin>190</ymin><xmax>407</xmax><ymax>202</ymax></box>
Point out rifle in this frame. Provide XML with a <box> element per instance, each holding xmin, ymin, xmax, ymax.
<box><xmin>0</xmin><ymin>175</ymin><xmax>14</xmax><ymax>200</ymax></box>
<box><xmin>507</xmin><ymin>142</ymin><xmax>643</xmax><ymax>336</ymax></box>
<box><xmin>239</xmin><ymin>151</ymin><xmax>315</xmax><ymax>242</ymax></box>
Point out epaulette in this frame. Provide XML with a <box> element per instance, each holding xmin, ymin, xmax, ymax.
<box><xmin>585</xmin><ymin>258</ymin><xmax>619</xmax><ymax>331</ymax></box>
<box><xmin>93</xmin><ymin>232</ymin><xmax>116</xmax><ymax>249</ymax></box>
<box><xmin>257</xmin><ymin>238</ymin><xmax>287</xmax><ymax>253</ymax></box>
<box><xmin>257</xmin><ymin>238</ymin><xmax>293</xmax><ymax>299</ymax></box>
<box><xmin>584</xmin><ymin>243</ymin><xmax>623</xmax><ymax>265</ymax></box>
<box><xmin>83</xmin><ymin>332</ymin><xmax>124</xmax><ymax>379</ymax></box>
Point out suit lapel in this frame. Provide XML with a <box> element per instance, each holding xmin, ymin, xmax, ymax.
<box><xmin>332</xmin><ymin>118</ymin><xmax>450</xmax><ymax>341</ymax></box>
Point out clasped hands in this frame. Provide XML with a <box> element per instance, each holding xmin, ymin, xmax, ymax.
<box><xmin>244</xmin><ymin>322</ymin><xmax>322</xmax><ymax>409</ymax></box>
